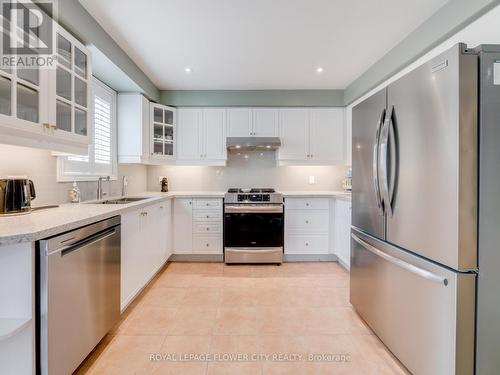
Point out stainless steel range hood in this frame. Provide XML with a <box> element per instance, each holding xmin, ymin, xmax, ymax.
<box><xmin>226</xmin><ymin>137</ymin><xmax>281</xmax><ymax>151</ymax></box>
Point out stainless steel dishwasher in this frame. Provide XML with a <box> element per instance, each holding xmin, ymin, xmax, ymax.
<box><xmin>38</xmin><ymin>216</ymin><xmax>121</xmax><ymax>375</ymax></box>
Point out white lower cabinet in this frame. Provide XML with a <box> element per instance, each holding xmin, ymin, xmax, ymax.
<box><xmin>285</xmin><ymin>197</ymin><xmax>331</xmax><ymax>255</ymax></box>
<box><xmin>120</xmin><ymin>200</ymin><xmax>171</xmax><ymax>310</ymax></box>
<box><xmin>334</xmin><ymin>199</ymin><xmax>352</xmax><ymax>268</ymax></box>
<box><xmin>173</xmin><ymin>198</ymin><xmax>223</xmax><ymax>254</ymax></box>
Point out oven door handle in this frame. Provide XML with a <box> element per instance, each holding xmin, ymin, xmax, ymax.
<box><xmin>224</xmin><ymin>205</ymin><xmax>283</xmax><ymax>214</ymax></box>
<box><xmin>225</xmin><ymin>247</ymin><xmax>283</xmax><ymax>254</ymax></box>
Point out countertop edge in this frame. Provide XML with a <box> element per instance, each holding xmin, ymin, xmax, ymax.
<box><xmin>1</xmin><ymin>191</ymin><xmax>351</xmax><ymax>246</ymax></box>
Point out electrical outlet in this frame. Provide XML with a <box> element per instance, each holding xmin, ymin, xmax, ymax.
<box><xmin>309</xmin><ymin>176</ymin><xmax>315</xmax><ymax>185</ymax></box>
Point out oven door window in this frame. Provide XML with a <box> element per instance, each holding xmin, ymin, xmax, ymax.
<box><xmin>224</xmin><ymin>212</ymin><xmax>283</xmax><ymax>247</ymax></box>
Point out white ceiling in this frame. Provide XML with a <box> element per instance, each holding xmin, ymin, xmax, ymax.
<box><xmin>80</xmin><ymin>0</ymin><xmax>448</xmax><ymax>90</ymax></box>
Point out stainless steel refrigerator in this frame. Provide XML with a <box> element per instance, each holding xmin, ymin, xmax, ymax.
<box><xmin>351</xmin><ymin>43</ymin><xmax>500</xmax><ymax>375</ymax></box>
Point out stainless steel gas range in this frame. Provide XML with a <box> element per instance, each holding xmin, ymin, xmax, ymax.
<box><xmin>223</xmin><ymin>188</ymin><xmax>284</xmax><ymax>264</ymax></box>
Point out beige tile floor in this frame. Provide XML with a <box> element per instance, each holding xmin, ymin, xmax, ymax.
<box><xmin>76</xmin><ymin>262</ymin><xmax>409</xmax><ymax>375</ymax></box>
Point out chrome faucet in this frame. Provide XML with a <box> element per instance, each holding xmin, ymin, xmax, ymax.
<box><xmin>97</xmin><ymin>176</ymin><xmax>110</xmax><ymax>200</ymax></box>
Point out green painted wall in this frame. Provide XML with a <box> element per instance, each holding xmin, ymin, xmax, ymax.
<box><xmin>160</xmin><ymin>90</ymin><xmax>344</xmax><ymax>107</ymax></box>
<box><xmin>39</xmin><ymin>0</ymin><xmax>160</xmax><ymax>101</ymax></box>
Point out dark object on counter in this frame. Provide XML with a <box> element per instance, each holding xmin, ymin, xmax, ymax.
<box><xmin>161</xmin><ymin>177</ymin><xmax>169</xmax><ymax>192</ymax></box>
<box><xmin>0</xmin><ymin>177</ymin><xmax>36</xmax><ymax>215</ymax></box>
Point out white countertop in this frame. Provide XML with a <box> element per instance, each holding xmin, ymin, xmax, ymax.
<box><xmin>0</xmin><ymin>190</ymin><xmax>349</xmax><ymax>245</ymax></box>
<box><xmin>282</xmin><ymin>190</ymin><xmax>352</xmax><ymax>201</ymax></box>
<box><xmin>0</xmin><ymin>191</ymin><xmax>224</xmax><ymax>246</ymax></box>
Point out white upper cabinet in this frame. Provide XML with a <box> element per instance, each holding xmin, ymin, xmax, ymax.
<box><xmin>278</xmin><ymin>108</ymin><xmax>345</xmax><ymax>165</ymax></box>
<box><xmin>150</xmin><ymin>103</ymin><xmax>176</xmax><ymax>163</ymax></box>
<box><xmin>309</xmin><ymin>108</ymin><xmax>344</xmax><ymax>162</ymax></box>
<box><xmin>278</xmin><ymin>108</ymin><xmax>309</xmax><ymax>160</ymax></box>
<box><xmin>177</xmin><ymin>108</ymin><xmax>201</xmax><ymax>160</ymax></box>
<box><xmin>203</xmin><ymin>108</ymin><xmax>226</xmax><ymax>160</ymax></box>
<box><xmin>0</xmin><ymin>21</ymin><xmax>91</xmax><ymax>154</ymax></box>
<box><xmin>177</xmin><ymin>107</ymin><xmax>226</xmax><ymax>165</ymax></box>
<box><xmin>48</xmin><ymin>25</ymin><xmax>92</xmax><ymax>149</ymax></box>
<box><xmin>117</xmin><ymin>94</ymin><xmax>150</xmax><ymax>163</ymax></box>
<box><xmin>227</xmin><ymin>108</ymin><xmax>278</xmax><ymax>137</ymax></box>
<box><xmin>227</xmin><ymin>108</ymin><xmax>252</xmax><ymax>137</ymax></box>
<box><xmin>252</xmin><ymin>108</ymin><xmax>279</xmax><ymax>137</ymax></box>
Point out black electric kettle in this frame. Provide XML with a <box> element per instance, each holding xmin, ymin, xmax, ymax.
<box><xmin>0</xmin><ymin>178</ymin><xmax>36</xmax><ymax>215</ymax></box>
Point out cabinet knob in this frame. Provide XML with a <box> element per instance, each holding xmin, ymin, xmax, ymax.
<box><xmin>306</xmin><ymin>203</ymin><xmax>309</xmax><ymax>206</ymax></box>
<box><xmin>306</xmin><ymin>242</ymin><xmax>309</xmax><ymax>246</ymax></box>
<box><xmin>206</xmin><ymin>243</ymin><xmax>209</xmax><ymax>247</ymax></box>
<box><xmin>305</xmin><ymin>220</ymin><xmax>309</xmax><ymax>224</ymax></box>
<box><xmin>189</xmin><ymin>201</ymin><xmax>192</xmax><ymax>205</ymax></box>
<box><xmin>206</xmin><ymin>215</ymin><xmax>210</xmax><ymax>218</ymax></box>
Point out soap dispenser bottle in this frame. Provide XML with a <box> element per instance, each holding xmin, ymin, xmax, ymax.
<box><xmin>69</xmin><ymin>181</ymin><xmax>81</xmax><ymax>203</ymax></box>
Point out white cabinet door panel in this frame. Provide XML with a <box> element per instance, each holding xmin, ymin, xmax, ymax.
<box><xmin>279</xmin><ymin>109</ymin><xmax>309</xmax><ymax>160</ymax></box>
<box><xmin>253</xmin><ymin>108</ymin><xmax>279</xmax><ymax>137</ymax></box>
<box><xmin>173</xmin><ymin>198</ymin><xmax>193</xmax><ymax>253</ymax></box>
<box><xmin>194</xmin><ymin>199</ymin><xmax>222</xmax><ymax>209</ymax></box>
<box><xmin>203</xmin><ymin>108</ymin><xmax>226</xmax><ymax>160</ymax></box>
<box><xmin>193</xmin><ymin>235</ymin><xmax>222</xmax><ymax>254</ymax></box>
<box><xmin>193</xmin><ymin>223</ymin><xmax>221</xmax><ymax>234</ymax></box>
<box><xmin>177</xmin><ymin>108</ymin><xmax>201</xmax><ymax>160</ymax></box>
<box><xmin>193</xmin><ymin>210</ymin><xmax>221</xmax><ymax>222</ymax></box>
<box><xmin>227</xmin><ymin>108</ymin><xmax>251</xmax><ymax>137</ymax></box>
<box><xmin>286</xmin><ymin>210</ymin><xmax>330</xmax><ymax>232</ymax></box>
<box><xmin>334</xmin><ymin>199</ymin><xmax>352</xmax><ymax>268</ymax></box>
<box><xmin>285</xmin><ymin>234</ymin><xmax>329</xmax><ymax>254</ymax></box>
<box><xmin>285</xmin><ymin>198</ymin><xmax>330</xmax><ymax>210</ymax></box>
<box><xmin>309</xmin><ymin>108</ymin><xmax>344</xmax><ymax>162</ymax></box>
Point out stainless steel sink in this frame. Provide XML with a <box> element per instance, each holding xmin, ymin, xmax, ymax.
<box><xmin>97</xmin><ymin>197</ymin><xmax>149</xmax><ymax>204</ymax></box>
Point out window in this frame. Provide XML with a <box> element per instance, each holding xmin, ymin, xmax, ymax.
<box><xmin>57</xmin><ymin>78</ymin><xmax>117</xmax><ymax>181</ymax></box>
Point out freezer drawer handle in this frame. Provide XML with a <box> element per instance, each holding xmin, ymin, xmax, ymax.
<box><xmin>351</xmin><ymin>233</ymin><xmax>448</xmax><ymax>286</ymax></box>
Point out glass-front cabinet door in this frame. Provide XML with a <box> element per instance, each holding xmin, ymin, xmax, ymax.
<box><xmin>0</xmin><ymin>50</ymin><xmax>48</xmax><ymax>136</ymax></box>
<box><xmin>150</xmin><ymin>103</ymin><xmax>176</xmax><ymax>161</ymax></box>
<box><xmin>48</xmin><ymin>25</ymin><xmax>91</xmax><ymax>145</ymax></box>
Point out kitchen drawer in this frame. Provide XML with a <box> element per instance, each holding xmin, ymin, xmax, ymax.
<box><xmin>193</xmin><ymin>222</ymin><xmax>221</xmax><ymax>234</ymax></box>
<box><xmin>285</xmin><ymin>198</ymin><xmax>330</xmax><ymax>210</ymax></box>
<box><xmin>194</xmin><ymin>199</ymin><xmax>222</xmax><ymax>210</ymax></box>
<box><xmin>193</xmin><ymin>210</ymin><xmax>221</xmax><ymax>221</ymax></box>
<box><xmin>285</xmin><ymin>234</ymin><xmax>329</xmax><ymax>254</ymax></box>
<box><xmin>193</xmin><ymin>235</ymin><xmax>222</xmax><ymax>253</ymax></box>
<box><xmin>286</xmin><ymin>210</ymin><xmax>330</xmax><ymax>232</ymax></box>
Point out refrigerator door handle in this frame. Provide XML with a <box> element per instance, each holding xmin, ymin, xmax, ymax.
<box><xmin>373</xmin><ymin>108</ymin><xmax>385</xmax><ymax>211</ymax></box>
<box><xmin>379</xmin><ymin>105</ymin><xmax>394</xmax><ymax>216</ymax></box>
<box><xmin>351</xmin><ymin>233</ymin><xmax>449</xmax><ymax>286</ymax></box>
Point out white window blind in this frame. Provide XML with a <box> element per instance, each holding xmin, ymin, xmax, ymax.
<box><xmin>58</xmin><ymin>78</ymin><xmax>117</xmax><ymax>181</ymax></box>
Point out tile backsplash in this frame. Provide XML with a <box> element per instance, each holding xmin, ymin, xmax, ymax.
<box><xmin>147</xmin><ymin>151</ymin><xmax>348</xmax><ymax>192</ymax></box>
<box><xmin>0</xmin><ymin>144</ymin><xmax>148</xmax><ymax>206</ymax></box>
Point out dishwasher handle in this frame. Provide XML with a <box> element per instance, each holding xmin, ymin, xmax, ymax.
<box><xmin>55</xmin><ymin>228</ymin><xmax>117</xmax><ymax>256</ymax></box>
